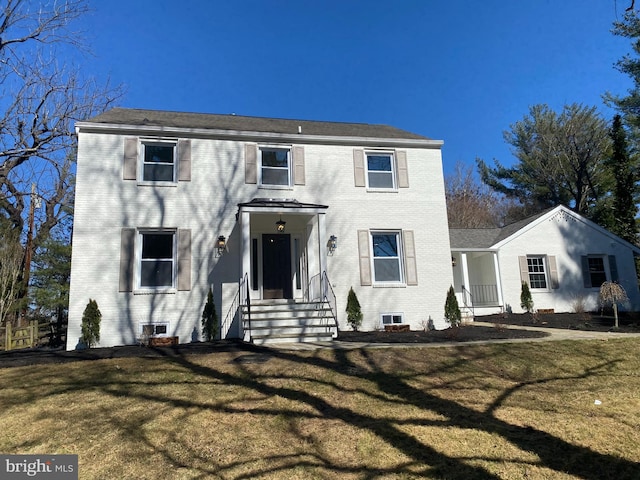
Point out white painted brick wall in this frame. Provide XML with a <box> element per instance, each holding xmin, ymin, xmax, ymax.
<box><xmin>67</xmin><ymin>133</ymin><xmax>453</xmax><ymax>349</ymax></box>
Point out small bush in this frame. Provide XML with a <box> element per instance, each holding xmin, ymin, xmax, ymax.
<box><xmin>444</xmin><ymin>286</ymin><xmax>461</xmax><ymax>328</ymax></box>
<box><xmin>520</xmin><ymin>282</ymin><xmax>533</xmax><ymax>313</ymax></box>
<box><xmin>201</xmin><ymin>287</ymin><xmax>218</xmax><ymax>341</ymax></box>
<box><xmin>346</xmin><ymin>287</ymin><xmax>363</xmax><ymax>331</ymax></box>
<box><xmin>81</xmin><ymin>299</ymin><xmax>101</xmax><ymax>348</ymax></box>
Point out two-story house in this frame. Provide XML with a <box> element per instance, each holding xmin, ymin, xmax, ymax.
<box><xmin>66</xmin><ymin>108</ymin><xmax>453</xmax><ymax>349</ymax></box>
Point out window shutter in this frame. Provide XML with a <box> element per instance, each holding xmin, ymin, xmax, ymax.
<box><xmin>403</xmin><ymin>230</ymin><xmax>418</xmax><ymax>285</ymax></box>
<box><xmin>178</xmin><ymin>139</ymin><xmax>191</xmax><ymax>181</ymax></box>
<box><xmin>119</xmin><ymin>228</ymin><xmax>136</xmax><ymax>292</ymax></box>
<box><xmin>177</xmin><ymin>229</ymin><xmax>191</xmax><ymax>291</ymax></box>
<box><xmin>548</xmin><ymin>255</ymin><xmax>559</xmax><ymax>289</ymax></box>
<box><xmin>518</xmin><ymin>256</ymin><xmax>529</xmax><ymax>286</ymax></box>
<box><xmin>608</xmin><ymin>255</ymin><xmax>619</xmax><ymax>282</ymax></box>
<box><xmin>123</xmin><ymin>137</ymin><xmax>138</xmax><ymax>180</ymax></box>
<box><xmin>396</xmin><ymin>151</ymin><xmax>409</xmax><ymax>188</ymax></box>
<box><xmin>245</xmin><ymin>143</ymin><xmax>257</xmax><ymax>184</ymax></box>
<box><xmin>581</xmin><ymin>256</ymin><xmax>591</xmax><ymax>288</ymax></box>
<box><xmin>358</xmin><ymin>230</ymin><xmax>372</xmax><ymax>286</ymax></box>
<box><xmin>353</xmin><ymin>149</ymin><xmax>365</xmax><ymax>187</ymax></box>
<box><xmin>293</xmin><ymin>146</ymin><xmax>305</xmax><ymax>185</ymax></box>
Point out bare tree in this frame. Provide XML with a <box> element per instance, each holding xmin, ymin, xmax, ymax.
<box><xmin>0</xmin><ymin>222</ymin><xmax>25</xmax><ymax>326</ymax></box>
<box><xmin>0</xmin><ymin>0</ymin><xmax>122</xmax><ymax>314</ymax></box>
<box><xmin>445</xmin><ymin>162</ymin><xmax>520</xmax><ymax>228</ymax></box>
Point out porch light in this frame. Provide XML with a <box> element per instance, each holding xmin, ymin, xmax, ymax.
<box><xmin>276</xmin><ymin>217</ymin><xmax>286</xmax><ymax>233</ymax></box>
<box><xmin>451</xmin><ymin>256</ymin><xmax>457</xmax><ymax>267</ymax></box>
<box><xmin>328</xmin><ymin>235</ymin><xmax>337</xmax><ymax>254</ymax></box>
<box><xmin>216</xmin><ymin>235</ymin><xmax>227</xmax><ymax>256</ymax></box>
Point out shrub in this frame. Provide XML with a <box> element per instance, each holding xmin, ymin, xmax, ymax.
<box><xmin>520</xmin><ymin>282</ymin><xmax>534</xmax><ymax>313</ymax></box>
<box><xmin>81</xmin><ymin>299</ymin><xmax>101</xmax><ymax>348</ymax></box>
<box><xmin>201</xmin><ymin>287</ymin><xmax>219</xmax><ymax>341</ymax></box>
<box><xmin>346</xmin><ymin>287</ymin><xmax>363</xmax><ymax>331</ymax></box>
<box><xmin>444</xmin><ymin>285</ymin><xmax>461</xmax><ymax>327</ymax></box>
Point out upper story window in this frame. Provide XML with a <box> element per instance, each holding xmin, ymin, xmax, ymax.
<box><xmin>366</xmin><ymin>153</ymin><xmax>396</xmax><ymax>190</ymax></box>
<box><xmin>527</xmin><ymin>256</ymin><xmax>548</xmax><ymax>289</ymax></box>
<box><xmin>260</xmin><ymin>148</ymin><xmax>291</xmax><ymax>186</ymax></box>
<box><xmin>371</xmin><ymin>231</ymin><xmax>403</xmax><ymax>283</ymax></box>
<box><xmin>123</xmin><ymin>137</ymin><xmax>191</xmax><ymax>183</ymax></box>
<box><xmin>139</xmin><ymin>231</ymin><xmax>175</xmax><ymax>289</ymax></box>
<box><xmin>143</xmin><ymin>142</ymin><xmax>176</xmax><ymax>182</ymax></box>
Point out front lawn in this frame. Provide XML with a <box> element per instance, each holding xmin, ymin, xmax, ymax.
<box><xmin>1</xmin><ymin>339</ymin><xmax>639</xmax><ymax>479</ymax></box>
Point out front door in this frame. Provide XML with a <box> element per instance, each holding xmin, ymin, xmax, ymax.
<box><xmin>262</xmin><ymin>234</ymin><xmax>293</xmax><ymax>299</ymax></box>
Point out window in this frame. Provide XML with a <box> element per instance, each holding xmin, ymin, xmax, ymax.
<box><xmin>260</xmin><ymin>148</ymin><xmax>291</xmax><ymax>186</ymax></box>
<box><xmin>372</xmin><ymin>232</ymin><xmax>403</xmax><ymax>283</ymax></box>
<box><xmin>527</xmin><ymin>257</ymin><xmax>548</xmax><ymax>289</ymax></box>
<box><xmin>142</xmin><ymin>142</ymin><xmax>176</xmax><ymax>182</ymax></box>
<box><xmin>587</xmin><ymin>257</ymin><xmax>606</xmax><ymax>287</ymax></box>
<box><xmin>382</xmin><ymin>313</ymin><xmax>404</xmax><ymax>325</ymax></box>
<box><xmin>141</xmin><ymin>323</ymin><xmax>169</xmax><ymax>337</ymax></box>
<box><xmin>139</xmin><ymin>232</ymin><xmax>175</xmax><ymax>289</ymax></box>
<box><xmin>366</xmin><ymin>153</ymin><xmax>395</xmax><ymax>189</ymax></box>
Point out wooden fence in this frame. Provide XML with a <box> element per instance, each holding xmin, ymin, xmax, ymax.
<box><xmin>0</xmin><ymin>321</ymin><xmax>47</xmax><ymax>351</ymax></box>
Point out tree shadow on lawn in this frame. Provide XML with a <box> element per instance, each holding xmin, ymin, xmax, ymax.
<box><xmin>105</xmin><ymin>344</ymin><xmax>638</xmax><ymax>479</ymax></box>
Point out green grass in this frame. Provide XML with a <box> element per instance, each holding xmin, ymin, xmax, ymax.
<box><xmin>1</xmin><ymin>339</ymin><xmax>640</xmax><ymax>479</ymax></box>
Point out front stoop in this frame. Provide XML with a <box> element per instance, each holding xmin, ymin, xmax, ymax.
<box><xmin>242</xmin><ymin>301</ymin><xmax>337</xmax><ymax>345</ymax></box>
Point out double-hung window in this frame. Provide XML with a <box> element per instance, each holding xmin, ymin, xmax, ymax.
<box><xmin>139</xmin><ymin>231</ymin><xmax>175</xmax><ymax>289</ymax></box>
<box><xmin>527</xmin><ymin>256</ymin><xmax>548</xmax><ymax>289</ymax></box>
<box><xmin>142</xmin><ymin>142</ymin><xmax>176</xmax><ymax>182</ymax></box>
<box><xmin>260</xmin><ymin>148</ymin><xmax>291</xmax><ymax>186</ymax></box>
<box><xmin>366</xmin><ymin>152</ymin><xmax>396</xmax><ymax>190</ymax></box>
<box><xmin>371</xmin><ymin>231</ymin><xmax>403</xmax><ymax>283</ymax></box>
<box><xmin>587</xmin><ymin>256</ymin><xmax>607</xmax><ymax>287</ymax></box>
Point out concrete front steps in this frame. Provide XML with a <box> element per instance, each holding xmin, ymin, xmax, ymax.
<box><xmin>242</xmin><ymin>300</ymin><xmax>337</xmax><ymax>345</ymax></box>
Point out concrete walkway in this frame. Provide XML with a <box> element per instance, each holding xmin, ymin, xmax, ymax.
<box><xmin>269</xmin><ymin>322</ymin><xmax>640</xmax><ymax>351</ymax></box>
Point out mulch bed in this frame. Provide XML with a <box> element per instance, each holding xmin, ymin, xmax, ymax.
<box><xmin>482</xmin><ymin>311</ymin><xmax>640</xmax><ymax>333</ymax></box>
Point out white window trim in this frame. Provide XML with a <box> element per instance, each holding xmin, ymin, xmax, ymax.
<box><xmin>258</xmin><ymin>146</ymin><xmax>292</xmax><ymax>189</ymax></box>
<box><xmin>527</xmin><ymin>255</ymin><xmax>550</xmax><ymax>291</ymax></box>
<box><xmin>139</xmin><ymin>139</ymin><xmax>178</xmax><ymax>185</ymax></box>
<box><xmin>381</xmin><ymin>312</ymin><xmax>405</xmax><ymax>326</ymax></box>
<box><xmin>370</xmin><ymin>230</ymin><xmax>405</xmax><ymax>286</ymax></box>
<box><xmin>365</xmin><ymin>151</ymin><xmax>397</xmax><ymax>191</ymax></box>
<box><xmin>135</xmin><ymin>229</ymin><xmax>177</xmax><ymax>293</ymax></box>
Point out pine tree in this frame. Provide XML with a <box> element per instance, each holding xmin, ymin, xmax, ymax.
<box><xmin>444</xmin><ymin>286</ymin><xmax>461</xmax><ymax>327</ymax></box>
<box><xmin>346</xmin><ymin>287</ymin><xmax>363</xmax><ymax>331</ymax></box>
<box><xmin>520</xmin><ymin>282</ymin><xmax>534</xmax><ymax>313</ymax></box>
<box><xmin>609</xmin><ymin>115</ymin><xmax>638</xmax><ymax>244</ymax></box>
<box><xmin>201</xmin><ymin>287</ymin><xmax>218</xmax><ymax>341</ymax></box>
<box><xmin>81</xmin><ymin>299</ymin><xmax>101</xmax><ymax>348</ymax></box>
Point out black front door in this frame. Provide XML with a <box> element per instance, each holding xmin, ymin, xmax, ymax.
<box><xmin>262</xmin><ymin>234</ymin><xmax>293</xmax><ymax>299</ymax></box>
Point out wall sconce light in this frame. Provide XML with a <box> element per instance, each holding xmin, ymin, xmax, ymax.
<box><xmin>216</xmin><ymin>235</ymin><xmax>227</xmax><ymax>256</ymax></box>
<box><xmin>328</xmin><ymin>235</ymin><xmax>337</xmax><ymax>254</ymax></box>
<box><xmin>451</xmin><ymin>256</ymin><xmax>457</xmax><ymax>267</ymax></box>
<box><xmin>276</xmin><ymin>217</ymin><xmax>286</xmax><ymax>233</ymax></box>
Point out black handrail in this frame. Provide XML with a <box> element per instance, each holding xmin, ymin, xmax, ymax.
<box><xmin>243</xmin><ymin>272</ymin><xmax>251</xmax><ymax>342</ymax></box>
<box><xmin>461</xmin><ymin>284</ymin><xmax>475</xmax><ymax>320</ymax></box>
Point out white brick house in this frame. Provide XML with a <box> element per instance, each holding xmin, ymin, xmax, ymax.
<box><xmin>450</xmin><ymin>205</ymin><xmax>640</xmax><ymax>316</ymax></box>
<box><xmin>66</xmin><ymin>108</ymin><xmax>453</xmax><ymax>349</ymax></box>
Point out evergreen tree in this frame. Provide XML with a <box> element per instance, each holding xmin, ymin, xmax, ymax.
<box><xmin>81</xmin><ymin>299</ymin><xmax>101</xmax><ymax>348</ymax></box>
<box><xmin>444</xmin><ymin>286</ymin><xmax>461</xmax><ymax>327</ymax></box>
<box><xmin>608</xmin><ymin>115</ymin><xmax>639</xmax><ymax>244</ymax></box>
<box><xmin>520</xmin><ymin>282</ymin><xmax>534</xmax><ymax>313</ymax></box>
<box><xmin>477</xmin><ymin>104</ymin><xmax>613</xmax><ymax>218</ymax></box>
<box><xmin>31</xmin><ymin>237</ymin><xmax>71</xmax><ymax>347</ymax></box>
<box><xmin>346</xmin><ymin>287</ymin><xmax>363</xmax><ymax>331</ymax></box>
<box><xmin>201</xmin><ymin>287</ymin><xmax>218</xmax><ymax>341</ymax></box>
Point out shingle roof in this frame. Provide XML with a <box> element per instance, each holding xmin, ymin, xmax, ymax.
<box><xmin>86</xmin><ymin>108</ymin><xmax>432</xmax><ymax>140</ymax></box>
<box><xmin>449</xmin><ymin>208</ymin><xmax>555</xmax><ymax>249</ymax></box>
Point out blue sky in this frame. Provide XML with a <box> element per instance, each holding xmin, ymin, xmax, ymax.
<box><xmin>77</xmin><ymin>0</ymin><xmax>635</xmax><ymax>175</ymax></box>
